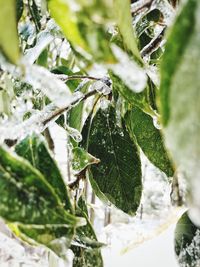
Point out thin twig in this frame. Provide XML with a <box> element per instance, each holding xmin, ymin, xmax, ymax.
<box><xmin>42</xmin><ymin>88</ymin><xmax>98</xmax><ymax>126</ymax></box>
<box><xmin>54</xmin><ymin>74</ymin><xmax>101</xmax><ymax>82</ymax></box>
<box><xmin>68</xmin><ymin>168</ymin><xmax>87</xmax><ymax>189</ymax></box>
<box><xmin>44</xmin><ymin>128</ymin><xmax>55</xmax><ymax>152</ymax></box>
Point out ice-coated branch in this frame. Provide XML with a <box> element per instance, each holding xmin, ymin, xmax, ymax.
<box><xmin>140</xmin><ymin>26</ymin><xmax>166</xmax><ymax>57</ymax></box>
<box><xmin>131</xmin><ymin>0</ymin><xmax>154</xmax><ymax>15</ymax></box>
<box><xmin>0</xmin><ymin>88</ymin><xmax>99</xmax><ymax>143</ymax></box>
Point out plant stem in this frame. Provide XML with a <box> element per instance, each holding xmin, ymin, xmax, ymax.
<box><xmin>42</xmin><ymin>88</ymin><xmax>98</xmax><ymax>126</ymax></box>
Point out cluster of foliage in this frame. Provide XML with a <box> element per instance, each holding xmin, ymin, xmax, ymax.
<box><xmin>0</xmin><ymin>0</ymin><xmax>199</xmax><ymax>266</ymax></box>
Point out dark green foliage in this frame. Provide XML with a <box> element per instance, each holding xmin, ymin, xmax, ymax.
<box><xmin>88</xmin><ymin>106</ymin><xmax>142</xmax><ymax>214</ymax></box>
<box><xmin>125</xmin><ymin>106</ymin><xmax>174</xmax><ymax>177</ymax></box>
<box><xmin>15</xmin><ymin>134</ymin><xmax>72</xmax><ymax>211</ymax></box>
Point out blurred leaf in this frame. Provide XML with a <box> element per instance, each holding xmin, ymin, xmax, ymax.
<box><xmin>48</xmin><ymin>0</ymin><xmax>87</xmax><ymax>49</ymax></box>
<box><xmin>114</xmin><ymin>0</ymin><xmax>141</xmax><ymax>62</ymax></box>
<box><xmin>160</xmin><ymin>0</ymin><xmax>200</xmax><ymax>214</ymax></box>
<box><xmin>175</xmin><ymin>211</ymin><xmax>200</xmax><ymax>267</ymax></box>
<box><xmin>15</xmin><ymin>134</ymin><xmax>72</xmax><ymax>212</ymax></box>
<box><xmin>125</xmin><ymin>106</ymin><xmax>174</xmax><ymax>177</ymax></box>
<box><xmin>72</xmin><ymin>147</ymin><xmax>100</xmax><ymax>173</ymax></box>
<box><xmin>71</xmin><ymin>196</ymin><xmax>103</xmax><ymax>267</ymax></box>
<box><xmin>10</xmin><ymin>223</ymin><xmax>75</xmax><ymax>258</ymax></box>
<box><xmin>0</xmin><ymin>146</ymin><xmax>78</xmax><ymax>226</ymax></box>
<box><xmin>88</xmin><ymin>106</ymin><xmax>142</xmax><ymax>215</ymax></box>
<box><xmin>0</xmin><ymin>0</ymin><xmax>20</xmax><ymax>63</ymax></box>
<box><xmin>159</xmin><ymin>0</ymin><xmax>196</xmax><ymax>125</ymax></box>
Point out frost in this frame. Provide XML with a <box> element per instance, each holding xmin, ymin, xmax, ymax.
<box><xmin>178</xmin><ymin>229</ymin><xmax>200</xmax><ymax>267</ymax></box>
<box><xmin>24</xmin><ymin>19</ymin><xmax>61</xmax><ymax>64</ymax></box>
<box><xmin>92</xmin><ymin>77</ymin><xmax>112</xmax><ymax>96</ymax></box>
<box><xmin>65</xmin><ymin>125</ymin><xmax>82</xmax><ymax>143</ymax></box>
<box><xmin>23</xmin><ymin>64</ymin><xmax>72</xmax><ymax>108</ymax></box>
<box><xmin>109</xmin><ymin>45</ymin><xmax>147</xmax><ymax>93</ymax></box>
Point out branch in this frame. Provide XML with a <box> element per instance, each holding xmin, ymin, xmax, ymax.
<box><xmin>68</xmin><ymin>168</ymin><xmax>87</xmax><ymax>189</ymax></box>
<box><xmin>54</xmin><ymin>74</ymin><xmax>102</xmax><ymax>82</ymax></box>
<box><xmin>42</xmin><ymin>88</ymin><xmax>98</xmax><ymax>125</ymax></box>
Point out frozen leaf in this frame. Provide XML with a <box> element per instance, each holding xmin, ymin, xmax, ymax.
<box><xmin>125</xmin><ymin>107</ymin><xmax>174</xmax><ymax>177</ymax></box>
<box><xmin>48</xmin><ymin>0</ymin><xmax>115</xmax><ymax>62</ymax></box>
<box><xmin>175</xmin><ymin>211</ymin><xmax>200</xmax><ymax>267</ymax></box>
<box><xmin>24</xmin><ymin>20</ymin><xmax>60</xmax><ymax>64</ymax></box>
<box><xmin>0</xmin><ymin>0</ymin><xmax>20</xmax><ymax>63</ymax></box>
<box><xmin>0</xmin><ymin>146</ymin><xmax>79</xmax><ymax>226</ymax></box>
<box><xmin>114</xmin><ymin>0</ymin><xmax>141</xmax><ymax>62</ymax></box>
<box><xmin>71</xmin><ymin>197</ymin><xmax>103</xmax><ymax>267</ymax></box>
<box><xmin>88</xmin><ymin>106</ymin><xmax>142</xmax><ymax>215</ymax></box>
<box><xmin>160</xmin><ymin>0</ymin><xmax>200</xmax><ymax>224</ymax></box>
<box><xmin>10</xmin><ymin>223</ymin><xmax>75</xmax><ymax>258</ymax></box>
<box><xmin>15</xmin><ymin>134</ymin><xmax>72</xmax><ymax>211</ymax></box>
<box><xmin>159</xmin><ymin>0</ymin><xmax>196</xmax><ymax>125</ymax></box>
<box><xmin>72</xmin><ymin>147</ymin><xmax>100</xmax><ymax>174</ymax></box>
<box><xmin>109</xmin><ymin>71</ymin><xmax>152</xmax><ymax>115</ymax></box>
<box><xmin>109</xmin><ymin>45</ymin><xmax>147</xmax><ymax>93</ymax></box>
<box><xmin>48</xmin><ymin>0</ymin><xmax>87</xmax><ymax>50</ymax></box>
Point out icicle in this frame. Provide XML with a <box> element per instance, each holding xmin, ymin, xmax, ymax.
<box><xmin>65</xmin><ymin>125</ymin><xmax>82</xmax><ymax>143</ymax></box>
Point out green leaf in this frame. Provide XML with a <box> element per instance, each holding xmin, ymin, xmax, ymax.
<box><xmin>114</xmin><ymin>0</ymin><xmax>142</xmax><ymax>62</ymax></box>
<box><xmin>125</xmin><ymin>107</ymin><xmax>174</xmax><ymax>177</ymax></box>
<box><xmin>0</xmin><ymin>145</ymin><xmax>78</xmax><ymax>226</ymax></box>
<box><xmin>175</xmin><ymin>211</ymin><xmax>200</xmax><ymax>267</ymax></box>
<box><xmin>110</xmin><ymin>71</ymin><xmax>153</xmax><ymax>116</ymax></box>
<box><xmin>10</xmin><ymin>222</ymin><xmax>75</xmax><ymax>258</ymax></box>
<box><xmin>15</xmin><ymin>134</ymin><xmax>72</xmax><ymax>212</ymax></box>
<box><xmin>159</xmin><ymin>0</ymin><xmax>197</xmax><ymax>125</ymax></box>
<box><xmin>71</xmin><ymin>197</ymin><xmax>103</xmax><ymax>267</ymax></box>
<box><xmin>0</xmin><ymin>0</ymin><xmax>20</xmax><ymax>63</ymax></box>
<box><xmin>88</xmin><ymin>106</ymin><xmax>142</xmax><ymax>215</ymax></box>
<box><xmin>48</xmin><ymin>0</ymin><xmax>87</xmax><ymax>50</ymax></box>
<box><xmin>160</xmin><ymin>0</ymin><xmax>200</xmax><ymax>216</ymax></box>
<box><xmin>72</xmin><ymin>147</ymin><xmax>100</xmax><ymax>174</ymax></box>
<box><xmin>16</xmin><ymin>0</ymin><xmax>24</xmax><ymax>22</ymax></box>
<box><xmin>48</xmin><ymin>0</ymin><xmax>115</xmax><ymax>63</ymax></box>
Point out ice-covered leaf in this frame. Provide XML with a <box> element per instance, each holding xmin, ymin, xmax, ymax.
<box><xmin>72</xmin><ymin>147</ymin><xmax>100</xmax><ymax>174</ymax></box>
<box><xmin>160</xmin><ymin>0</ymin><xmax>200</xmax><ymax>224</ymax></box>
<box><xmin>125</xmin><ymin>107</ymin><xmax>174</xmax><ymax>177</ymax></box>
<box><xmin>109</xmin><ymin>46</ymin><xmax>147</xmax><ymax>93</ymax></box>
<box><xmin>71</xmin><ymin>196</ymin><xmax>103</xmax><ymax>267</ymax></box>
<box><xmin>0</xmin><ymin>146</ymin><xmax>79</xmax><ymax>226</ymax></box>
<box><xmin>15</xmin><ymin>134</ymin><xmax>72</xmax><ymax>211</ymax></box>
<box><xmin>0</xmin><ymin>0</ymin><xmax>20</xmax><ymax>63</ymax></box>
<box><xmin>114</xmin><ymin>0</ymin><xmax>141</xmax><ymax>62</ymax></box>
<box><xmin>48</xmin><ymin>0</ymin><xmax>87</xmax><ymax>50</ymax></box>
<box><xmin>24</xmin><ymin>20</ymin><xmax>60</xmax><ymax>64</ymax></box>
<box><xmin>88</xmin><ymin>106</ymin><xmax>142</xmax><ymax>215</ymax></box>
<box><xmin>23</xmin><ymin>64</ymin><xmax>72</xmax><ymax>108</ymax></box>
<box><xmin>109</xmin><ymin>71</ymin><xmax>152</xmax><ymax>114</ymax></box>
<box><xmin>10</xmin><ymin>222</ymin><xmax>75</xmax><ymax>258</ymax></box>
<box><xmin>48</xmin><ymin>0</ymin><xmax>115</xmax><ymax>62</ymax></box>
<box><xmin>159</xmin><ymin>0</ymin><xmax>196</xmax><ymax>125</ymax></box>
<box><xmin>175</xmin><ymin>211</ymin><xmax>200</xmax><ymax>267</ymax></box>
